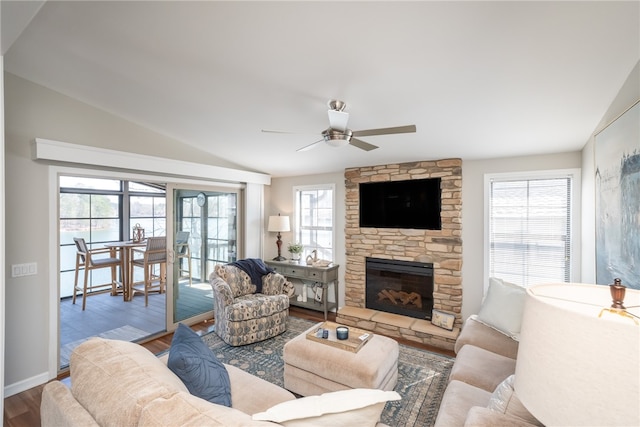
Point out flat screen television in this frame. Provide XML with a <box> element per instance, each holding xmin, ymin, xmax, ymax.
<box><xmin>359</xmin><ymin>178</ymin><xmax>442</xmax><ymax>230</ymax></box>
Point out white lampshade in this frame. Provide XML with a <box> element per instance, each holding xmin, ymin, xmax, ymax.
<box><xmin>267</xmin><ymin>215</ymin><xmax>290</xmax><ymax>233</ymax></box>
<box><xmin>515</xmin><ymin>283</ymin><xmax>640</xmax><ymax>427</ymax></box>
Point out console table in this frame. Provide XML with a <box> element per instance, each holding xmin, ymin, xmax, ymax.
<box><xmin>265</xmin><ymin>260</ymin><xmax>339</xmax><ymax>320</ymax></box>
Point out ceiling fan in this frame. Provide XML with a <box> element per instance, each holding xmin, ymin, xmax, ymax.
<box><xmin>262</xmin><ymin>100</ymin><xmax>416</xmax><ymax>152</ymax></box>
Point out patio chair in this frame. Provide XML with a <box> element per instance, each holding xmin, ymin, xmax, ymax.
<box><xmin>72</xmin><ymin>237</ymin><xmax>123</xmax><ymax>311</ymax></box>
<box><xmin>176</xmin><ymin>231</ymin><xmax>192</xmax><ymax>286</ymax></box>
<box><xmin>130</xmin><ymin>236</ymin><xmax>167</xmax><ymax>306</ymax></box>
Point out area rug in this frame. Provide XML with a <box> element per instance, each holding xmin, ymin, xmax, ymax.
<box><xmin>201</xmin><ymin>317</ymin><xmax>454</xmax><ymax>426</ymax></box>
<box><xmin>60</xmin><ymin>325</ymin><xmax>150</xmax><ymax>367</ymax></box>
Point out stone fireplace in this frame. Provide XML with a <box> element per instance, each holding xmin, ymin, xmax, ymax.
<box><xmin>337</xmin><ymin>158</ymin><xmax>463</xmax><ymax>350</ymax></box>
<box><xmin>366</xmin><ymin>257</ymin><xmax>434</xmax><ymax>320</ymax></box>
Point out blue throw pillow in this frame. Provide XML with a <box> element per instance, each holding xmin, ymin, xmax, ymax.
<box><xmin>167</xmin><ymin>323</ymin><xmax>232</xmax><ymax>407</ymax></box>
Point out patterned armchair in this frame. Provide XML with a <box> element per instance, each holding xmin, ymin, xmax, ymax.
<box><xmin>210</xmin><ymin>262</ymin><xmax>294</xmax><ymax>346</ymax></box>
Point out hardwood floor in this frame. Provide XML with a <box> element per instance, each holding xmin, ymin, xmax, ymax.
<box><xmin>3</xmin><ymin>307</ymin><xmax>454</xmax><ymax>427</ymax></box>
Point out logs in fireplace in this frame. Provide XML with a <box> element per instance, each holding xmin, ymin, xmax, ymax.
<box><xmin>365</xmin><ymin>257</ymin><xmax>434</xmax><ymax>320</ymax></box>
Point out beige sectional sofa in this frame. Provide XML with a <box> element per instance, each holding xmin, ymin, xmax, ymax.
<box><xmin>434</xmin><ymin>277</ymin><xmax>543</xmax><ymax>427</ymax></box>
<box><xmin>41</xmin><ymin>336</ymin><xmax>399</xmax><ymax>426</ymax></box>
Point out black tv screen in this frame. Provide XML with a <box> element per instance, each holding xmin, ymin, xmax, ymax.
<box><xmin>359</xmin><ymin>178</ymin><xmax>442</xmax><ymax>230</ymax></box>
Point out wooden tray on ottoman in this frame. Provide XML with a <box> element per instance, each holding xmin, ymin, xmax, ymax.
<box><xmin>305</xmin><ymin>321</ymin><xmax>372</xmax><ymax>353</ymax></box>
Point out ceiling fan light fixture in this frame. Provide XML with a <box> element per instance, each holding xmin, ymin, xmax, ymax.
<box><xmin>328</xmin><ymin>100</ymin><xmax>346</xmax><ymax>112</ymax></box>
<box><xmin>325</xmin><ymin>138</ymin><xmax>349</xmax><ymax>148</ymax></box>
<box><xmin>323</xmin><ymin>128</ymin><xmax>351</xmax><ymax>147</ymax></box>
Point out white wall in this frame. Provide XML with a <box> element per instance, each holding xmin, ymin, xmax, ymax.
<box><xmin>3</xmin><ymin>73</ymin><xmax>266</xmax><ymax>395</ymax></box>
<box><xmin>581</xmin><ymin>61</ymin><xmax>640</xmax><ymax>283</ymax></box>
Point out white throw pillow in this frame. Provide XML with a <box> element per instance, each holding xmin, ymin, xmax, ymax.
<box><xmin>488</xmin><ymin>375</ymin><xmax>543</xmax><ymax>426</ymax></box>
<box><xmin>477</xmin><ymin>277</ymin><xmax>526</xmax><ymax>339</ymax></box>
<box><xmin>252</xmin><ymin>388</ymin><xmax>401</xmax><ymax>427</ymax></box>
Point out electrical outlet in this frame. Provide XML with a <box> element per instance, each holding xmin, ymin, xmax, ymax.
<box><xmin>11</xmin><ymin>262</ymin><xmax>37</xmax><ymax>277</ymax></box>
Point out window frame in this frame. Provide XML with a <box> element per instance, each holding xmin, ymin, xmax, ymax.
<box><xmin>292</xmin><ymin>184</ymin><xmax>336</xmax><ymax>262</ymax></box>
<box><xmin>483</xmin><ymin>168</ymin><xmax>581</xmax><ymax>291</ymax></box>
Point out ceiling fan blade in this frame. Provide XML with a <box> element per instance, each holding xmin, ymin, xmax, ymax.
<box><xmin>262</xmin><ymin>129</ymin><xmax>319</xmax><ymax>135</ymax></box>
<box><xmin>352</xmin><ymin>124</ymin><xmax>416</xmax><ymax>137</ymax></box>
<box><xmin>349</xmin><ymin>138</ymin><xmax>378</xmax><ymax>151</ymax></box>
<box><xmin>296</xmin><ymin>138</ymin><xmax>325</xmax><ymax>152</ymax></box>
<box><xmin>328</xmin><ymin>109</ymin><xmax>349</xmax><ymax>132</ymax></box>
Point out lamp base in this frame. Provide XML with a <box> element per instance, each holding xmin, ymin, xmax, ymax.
<box><xmin>273</xmin><ymin>255</ymin><xmax>287</xmax><ymax>261</ymax></box>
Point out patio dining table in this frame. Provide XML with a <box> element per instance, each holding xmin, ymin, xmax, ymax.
<box><xmin>104</xmin><ymin>240</ymin><xmax>146</xmax><ymax>301</ymax></box>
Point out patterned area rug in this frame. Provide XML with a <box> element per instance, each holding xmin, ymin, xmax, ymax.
<box><xmin>202</xmin><ymin>317</ymin><xmax>454</xmax><ymax>426</ymax></box>
<box><xmin>60</xmin><ymin>325</ymin><xmax>150</xmax><ymax>367</ymax></box>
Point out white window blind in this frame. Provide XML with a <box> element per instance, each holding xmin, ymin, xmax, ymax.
<box><xmin>294</xmin><ymin>185</ymin><xmax>334</xmax><ymax>261</ymax></box>
<box><xmin>489</xmin><ymin>176</ymin><xmax>572</xmax><ymax>286</ymax></box>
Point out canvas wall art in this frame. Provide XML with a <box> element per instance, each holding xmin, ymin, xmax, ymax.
<box><xmin>595</xmin><ymin>101</ymin><xmax>640</xmax><ymax>290</ymax></box>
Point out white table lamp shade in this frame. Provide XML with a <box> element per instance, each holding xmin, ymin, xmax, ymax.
<box><xmin>515</xmin><ymin>283</ymin><xmax>640</xmax><ymax>427</ymax></box>
<box><xmin>268</xmin><ymin>215</ymin><xmax>290</xmax><ymax>232</ymax></box>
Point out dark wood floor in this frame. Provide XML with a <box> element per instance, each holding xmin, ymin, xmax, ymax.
<box><xmin>4</xmin><ymin>306</ymin><xmax>454</xmax><ymax>427</ymax></box>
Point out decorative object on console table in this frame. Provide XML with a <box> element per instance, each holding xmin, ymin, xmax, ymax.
<box><xmin>515</xmin><ymin>282</ymin><xmax>640</xmax><ymax>427</ymax></box>
<box><xmin>265</xmin><ymin>260</ymin><xmax>339</xmax><ymax>321</ymax></box>
<box><xmin>287</xmin><ymin>242</ymin><xmax>303</xmax><ymax>262</ymax></box>
<box><xmin>267</xmin><ymin>214</ymin><xmax>290</xmax><ymax>261</ymax></box>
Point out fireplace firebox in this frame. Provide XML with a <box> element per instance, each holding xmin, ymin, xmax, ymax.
<box><xmin>365</xmin><ymin>258</ymin><xmax>434</xmax><ymax>320</ymax></box>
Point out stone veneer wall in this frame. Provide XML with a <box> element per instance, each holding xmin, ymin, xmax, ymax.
<box><xmin>344</xmin><ymin>158</ymin><xmax>463</xmax><ymax>329</ymax></box>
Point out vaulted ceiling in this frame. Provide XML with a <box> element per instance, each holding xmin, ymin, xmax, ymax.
<box><xmin>3</xmin><ymin>1</ymin><xmax>639</xmax><ymax>177</ymax></box>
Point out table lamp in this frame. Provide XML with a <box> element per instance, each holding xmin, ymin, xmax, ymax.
<box><xmin>267</xmin><ymin>214</ymin><xmax>290</xmax><ymax>261</ymax></box>
<box><xmin>515</xmin><ymin>282</ymin><xmax>639</xmax><ymax>427</ymax></box>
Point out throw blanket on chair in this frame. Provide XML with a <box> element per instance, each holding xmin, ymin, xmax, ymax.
<box><xmin>229</xmin><ymin>258</ymin><xmax>274</xmax><ymax>293</ymax></box>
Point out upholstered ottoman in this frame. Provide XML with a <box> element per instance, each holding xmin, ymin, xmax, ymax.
<box><xmin>283</xmin><ymin>323</ymin><xmax>399</xmax><ymax>396</ymax></box>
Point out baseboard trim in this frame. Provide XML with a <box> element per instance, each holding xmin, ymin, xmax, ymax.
<box><xmin>4</xmin><ymin>371</ymin><xmax>50</xmax><ymax>397</ymax></box>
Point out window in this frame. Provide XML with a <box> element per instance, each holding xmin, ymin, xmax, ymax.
<box><xmin>129</xmin><ymin>182</ymin><xmax>166</xmax><ymax>237</ymax></box>
<box><xmin>59</xmin><ymin>177</ymin><xmax>166</xmax><ymax>298</ymax></box>
<box><xmin>294</xmin><ymin>185</ymin><xmax>334</xmax><ymax>261</ymax></box>
<box><xmin>486</xmin><ymin>170</ymin><xmax>579</xmax><ymax>286</ymax></box>
<box><xmin>176</xmin><ymin>190</ymin><xmax>238</xmax><ymax>283</ymax></box>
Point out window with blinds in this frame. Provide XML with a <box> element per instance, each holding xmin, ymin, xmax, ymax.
<box><xmin>488</xmin><ymin>174</ymin><xmax>574</xmax><ymax>286</ymax></box>
<box><xmin>294</xmin><ymin>185</ymin><xmax>335</xmax><ymax>261</ymax></box>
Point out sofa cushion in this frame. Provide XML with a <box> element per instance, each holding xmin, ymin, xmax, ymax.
<box><xmin>449</xmin><ymin>345</ymin><xmax>516</xmax><ymax>392</ymax></box>
<box><xmin>168</xmin><ymin>323</ymin><xmax>232</xmax><ymax>407</ymax></box>
<box><xmin>434</xmin><ymin>380</ymin><xmax>491</xmax><ymax>427</ymax></box>
<box><xmin>488</xmin><ymin>375</ymin><xmax>543</xmax><ymax>426</ymax></box>
<box><xmin>225</xmin><ymin>363</ymin><xmax>296</xmax><ymax>415</ymax></box>
<box><xmin>252</xmin><ymin>388</ymin><xmax>401</xmax><ymax>427</ymax></box>
<box><xmin>70</xmin><ymin>338</ymin><xmax>188</xmax><ymax>427</ymax></box>
<box><xmin>465</xmin><ymin>406</ymin><xmax>543</xmax><ymax>427</ymax></box>
<box><xmin>477</xmin><ymin>277</ymin><xmax>526</xmax><ymax>339</ymax></box>
<box><xmin>139</xmin><ymin>391</ymin><xmax>275</xmax><ymax>427</ymax></box>
<box><xmin>454</xmin><ymin>315</ymin><xmax>519</xmax><ymax>359</ymax></box>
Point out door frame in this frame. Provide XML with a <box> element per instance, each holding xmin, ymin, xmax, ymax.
<box><xmin>166</xmin><ymin>183</ymin><xmax>244</xmax><ymax>329</ymax></box>
<box><xmin>48</xmin><ymin>165</ymin><xmax>243</xmax><ymax>376</ymax></box>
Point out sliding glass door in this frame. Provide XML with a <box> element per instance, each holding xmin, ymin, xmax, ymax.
<box><xmin>169</xmin><ymin>185</ymin><xmax>241</xmax><ymax>324</ymax></box>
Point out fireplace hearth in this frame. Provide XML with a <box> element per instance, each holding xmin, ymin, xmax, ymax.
<box><xmin>365</xmin><ymin>257</ymin><xmax>434</xmax><ymax>320</ymax></box>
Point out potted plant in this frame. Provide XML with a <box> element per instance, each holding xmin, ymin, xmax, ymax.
<box><xmin>287</xmin><ymin>242</ymin><xmax>304</xmax><ymax>262</ymax></box>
